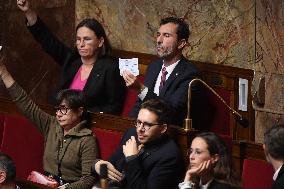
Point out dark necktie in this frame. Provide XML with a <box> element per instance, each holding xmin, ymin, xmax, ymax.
<box><xmin>159</xmin><ymin>67</ymin><xmax>168</xmax><ymax>92</ymax></box>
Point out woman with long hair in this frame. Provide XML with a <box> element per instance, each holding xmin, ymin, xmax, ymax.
<box><xmin>16</xmin><ymin>0</ymin><xmax>125</xmax><ymax>115</ymax></box>
<box><xmin>179</xmin><ymin>132</ymin><xmax>242</xmax><ymax>189</ymax></box>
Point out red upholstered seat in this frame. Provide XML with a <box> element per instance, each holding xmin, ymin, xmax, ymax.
<box><xmin>0</xmin><ymin>114</ymin><xmax>4</xmax><ymax>149</ymax></box>
<box><xmin>0</xmin><ymin>114</ymin><xmax>44</xmax><ymax>179</ymax></box>
<box><xmin>242</xmin><ymin>159</ymin><xmax>274</xmax><ymax>189</ymax></box>
<box><xmin>92</xmin><ymin>128</ymin><xmax>122</xmax><ymax>160</ymax></box>
<box><xmin>121</xmin><ymin>76</ymin><xmax>145</xmax><ymax>117</ymax></box>
<box><xmin>206</xmin><ymin>87</ymin><xmax>230</xmax><ymax>135</ymax></box>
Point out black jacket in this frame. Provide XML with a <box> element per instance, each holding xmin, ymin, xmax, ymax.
<box><xmin>129</xmin><ymin>57</ymin><xmax>209</xmax><ymax>128</ymax></box>
<box><xmin>107</xmin><ymin>128</ymin><xmax>184</xmax><ymax>189</ymax></box>
<box><xmin>27</xmin><ymin>18</ymin><xmax>126</xmax><ymax>114</ymax></box>
<box><xmin>272</xmin><ymin>165</ymin><xmax>284</xmax><ymax>189</ymax></box>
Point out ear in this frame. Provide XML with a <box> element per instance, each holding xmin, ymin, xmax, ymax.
<box><xmin>160</xmin><ymin>124</ymin><xmax>168</xmax><ymax>134</ymax></box>
<box><xmin>0</xmin><ymin>171</ymin><xmax>6</xmax><ymax>184</ymax></box>
<box><xmin>177</xmin><ymin>39</ymin><xmax>187</xmax><ymax>50</ymax></box>
<box><xmin>211</xmin><ymin>154</ymin><xmax>220</xmax><ymax>164</ymax></box>
<box><xmin>78</xmin><ymin>107</ymin><xmax>84</xmax><ymax>117</ymax></box>
<box><xmin>98</xmin><ymin>37</ymin><xmax>105</xmax><ymax>48</ymax></box>
<box><xmin>263</xmin><ymin>144</ymin><xmax>269</xmax><ymax>157</ymax></box>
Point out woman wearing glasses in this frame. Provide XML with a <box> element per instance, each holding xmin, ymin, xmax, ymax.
<box><xmin>0</xmin><ymin>54</ymin><xmax>98</xmax><ymax>189</ymax></box>
<box><xmin>179</xmin><ymin>132</ymin><xmax>242</xmax><ymax>189</ymax></box>
<box><xmin>16</xmin><ymin>0</ymin><xmax>125</xmax><ymax>115</ymax></box>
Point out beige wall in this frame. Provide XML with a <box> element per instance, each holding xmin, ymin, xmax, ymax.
<box><xmin>254</xmin><ymin>0</ymin><xmax>284</xmax><ymax>142</ymax></box>
<box><xmin>76</xmin><ymin>0</ymin><xmax>255</xmax><ymax>67</ymax></box>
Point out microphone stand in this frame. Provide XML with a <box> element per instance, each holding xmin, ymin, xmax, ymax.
<box><xmin>100</xmin><ymin>164</ymin><xmax>108</xmax><ymax>189</ymax></box>
<box><xmin>185</xmin><ymin>78</ymin><xmax>249</xmax><ymax>132</ymax></box>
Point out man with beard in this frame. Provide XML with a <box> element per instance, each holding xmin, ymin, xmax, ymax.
<box><xmin>91</xmin><ymin>99</ymin><xmax>184</xmax><ymax>189</ymax></box>
<box><xmin>122</xmin><ymin>16</ymin><xmax>203</xmax><ymax>127</ymax></box>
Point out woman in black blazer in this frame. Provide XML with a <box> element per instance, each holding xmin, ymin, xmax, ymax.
<box><xmin>179</xmin><ymin>132</ymin><xmax>242</xmax><ymax>189</ymax></box>
<box><xmin>17</xmin><ymin>0</ymin><xmax>126</xmax><ymax>115</ymax></box>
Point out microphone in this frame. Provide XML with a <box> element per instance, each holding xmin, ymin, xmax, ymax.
<box><xmin>100</xmin><ymin>164</ymin><xmax>108</xmax><ymax>189</ymax></box>
<box><xmin>184</xmin><ymin>78</ymin><xmax>249</xmax><ymax>131</ymax></box>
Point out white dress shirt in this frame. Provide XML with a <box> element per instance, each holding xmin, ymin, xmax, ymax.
<box><xmin>138</xmin><ymin>60</ymin><xmax>180</xmax><ymax>100</ymax></box>
<box><xmin>273</xmin><ymin>164</ymin><xmax>283</xmax><ymax>181</ymax></box>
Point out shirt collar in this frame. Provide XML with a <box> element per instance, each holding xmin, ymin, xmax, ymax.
<box><xmin>162</xmin><ymin>59</ymin><xmax>180</xmax><ymax>75</ymax></box>
<box><xmin>273</xmin><ymin>164</ymin><xmax>283</xmax><ymax>181</ymax></box>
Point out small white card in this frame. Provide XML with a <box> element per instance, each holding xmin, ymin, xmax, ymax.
<box><xmin>119</xmin><ymin>58</ymin><xmax>139</xmax><ymax>76</ymax></box>
<box><xmin>0</xmin><ymin>46</ymin><xmax>2</xmax><ymax>51</ymax></box>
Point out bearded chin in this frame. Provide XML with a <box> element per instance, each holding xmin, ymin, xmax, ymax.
<box><xmin>157</xmin><ymin>48</ymin><xmax>170</xmax><ymax>58</ymax></box>
<box><xmin>158</xmin><ymin>51</ymin><xmax>173</xmax><ymax>59</ymax></box>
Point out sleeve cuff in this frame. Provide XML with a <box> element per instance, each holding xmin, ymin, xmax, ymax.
<box><xmin>138</xmin><ymin>86</ymin><xmax>148</xmax><ymax>101</ymax></box>
<box><xmin>125</xmin><ymin>154</ymin><xmax>138</xmax><ymax>162</ymax></box>
<box><xmin>178</xmin><ymin>181</ymin><xmax>194</xmax><ymax>189</ymax></box>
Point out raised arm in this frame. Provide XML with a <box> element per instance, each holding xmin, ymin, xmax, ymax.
<box><xmin>0</xmin><ymin>54</ymin><xmax>15</xmax><ymax>89</ymax></box>
<box><xmin>16</xmin><ymin>0</ymin><xmax>37</xmax><ymax>26</ymax></box>
<box><xmin>17</xmin><ymin>0</ymin><xmax>72</xmax><ymax>66</ymax></box>
<box><xmin>0</xmin><ymin>52</ymin><xmax>53</xmax><ymax>135</ymax></box>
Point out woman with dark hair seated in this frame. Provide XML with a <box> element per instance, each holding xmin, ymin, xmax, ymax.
<box><xmin>16</xmin><ymin>0</ymin><xmax>126</xmax><ymax>115</ymax></box>
<box><xmin>179</xmin><ymin>132</ymin><xmax>241</xmax><ymax>189</ymax></box>
<box><xmin>0</xmin><ymin>55</ymin><xmax>98</xmax><ymax>189</ymax></box>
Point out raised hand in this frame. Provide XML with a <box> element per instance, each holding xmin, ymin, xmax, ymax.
<box><xmin>0</xmin><ymin>51</ymin><xmax>15</xmax><ymax>88</ymax></box>
<box><xmin>16</xmin><ymin>0</ymin><xmax>37</xmax><ymax>26</ymax></box>
<box><xmin>0</xmin><ymin>52</ymin><xmax>8</xmax><ymax>77</ymax></box>
<box><xmin>16</xmin><ymin>0</ymin><xmax>30</xmax><ymax>12</ymax></box>
<box><xmin>94</xmin><ymin>160</ymin><xmax>123</xmax><ymax>182</ymax></box>
<box><xmin>184</xmin><ymin>160</ymin><xmax>214</xmax><ymax>182</ymax></box>
<box><xmin>122</xmin><ymin>70</ymin><xmax>144</xmax><ymax>92</ymax></box>
<box><xmin>122</xmin><ymin>136</ymin><xmax>143</xmax><ymax>157</ymax></box>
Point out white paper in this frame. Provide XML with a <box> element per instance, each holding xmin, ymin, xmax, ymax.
<box><xmin>119</xmin><ymin>58</ymin><xmax>139</xmax><ymax>76</ymax></box>
<box><xmin>0</xmin><ymin>46</ymin><xmax>2</xmax><ymax>51</ymax></box>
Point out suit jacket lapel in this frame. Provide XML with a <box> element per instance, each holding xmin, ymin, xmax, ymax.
<box><xmin>83</xmin><ymin>59</ymin><xmax>103</xmax><ymax>93</ymax></box>
<box><xmin>159</xmin><ymin>58</ymin><xmax>186</xmax><ymax>96</ymax></box>
<box><xmin>276</xmin><ymin>165</ymin><xmax>284</xmax><ymax>181</ymax></box>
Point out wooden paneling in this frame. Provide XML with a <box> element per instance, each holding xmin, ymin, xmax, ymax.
<box><xmin>232</xmin><ymin>140</ymin><xmax>265</xmax><ymax>174</ymax></box>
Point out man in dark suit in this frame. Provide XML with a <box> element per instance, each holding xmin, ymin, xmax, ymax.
<box><xmin>122</xmin><ymin>17</ymin><xmax>204</xmax><ymax>127</ymax></box>
<box><xmin>91</xmin><ymin>99</ymin><xmax>184</xmax><ymax>189</ymax></box>
<box><xmin>263</xmin><ymin>124</ymin><xmax>284</xmax><ymax>189</ymax></box>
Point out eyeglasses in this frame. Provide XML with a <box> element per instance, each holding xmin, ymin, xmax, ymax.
<box><xmin>187</xmin><ymin>148</ymin><xmax>208</xmax><ymax>156</ymax></box>
<box><xmin>54</xmin><ymin>105</ymin><xmax>71</xmax><ymax>115</ymax></box>
<box><xmin>135</xmin><ymin>120</ymin><xmax>164</xmax><ymax>131</ymax></box>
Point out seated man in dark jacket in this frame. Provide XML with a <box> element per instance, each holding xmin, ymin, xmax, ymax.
<box><xmin>91</xmin><ymin>99</ymin><xmax>184</xmax><ymax>189</ymax></box>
